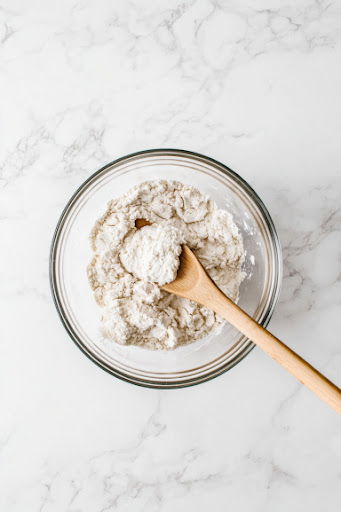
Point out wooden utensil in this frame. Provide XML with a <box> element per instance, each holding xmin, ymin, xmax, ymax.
<box><xmin>135</xmin><ymin>219</ymin><xmax>341</xmax><ymax>413</ymax></box>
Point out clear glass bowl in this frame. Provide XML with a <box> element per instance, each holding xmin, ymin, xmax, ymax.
<box><xmin>50</xmin><ymin>149</ymin><xmax>282</xmax><ymax>388</ymax></box>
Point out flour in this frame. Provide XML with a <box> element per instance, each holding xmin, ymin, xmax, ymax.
<box><xmin>120</xmin><ymin>224</ymin><xmax>183</xmax><ymax>285</ymax></box>
<box><xmin>88</xmin><ymin>180</ymin><xmax>245</xmax><ymax>350</ymax></box>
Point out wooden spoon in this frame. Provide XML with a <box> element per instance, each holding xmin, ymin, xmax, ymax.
<box><xmin>135</xmin><ymin>219</ymin><xmax>341</xmax><ymax>413</ymax></box>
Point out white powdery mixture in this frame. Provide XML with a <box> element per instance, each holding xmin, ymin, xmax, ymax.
<box><xmin>88</xmin><ymin>180</ymin><xmax>245</xmax><ymax>350</ymax></box>
<box><xmin>120</xmin><ymin>224</ymin><xmax>184</xmax><ymax>286</ymax></box>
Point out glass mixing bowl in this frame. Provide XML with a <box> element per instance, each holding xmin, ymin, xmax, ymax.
<box><xmin>50</xmin><ymin>149</ymin><xmax>282</xmax><ymax>388</ymax></box>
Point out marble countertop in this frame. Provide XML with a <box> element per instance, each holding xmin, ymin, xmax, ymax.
<box><xmin>1</xmin><ymin>1</ymin><xmax>340</xmax><ymax>510</ymax></box>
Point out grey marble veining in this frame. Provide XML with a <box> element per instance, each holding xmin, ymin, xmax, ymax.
<box><xmin>0</xmin><ymin>1</ymin><xmax>340</xmax><ymax>511</ymax></box>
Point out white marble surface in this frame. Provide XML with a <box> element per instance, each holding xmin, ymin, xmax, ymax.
<box><xmin>1</xmin><ymin>0</ymin><xmax>341</xmax><ymax>510</ymax></box>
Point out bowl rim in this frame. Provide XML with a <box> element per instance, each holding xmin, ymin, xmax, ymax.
<box><xmin>50</xmin><ymin>148</ymin><xmax>282</xmax><ymax>388</ymax></box>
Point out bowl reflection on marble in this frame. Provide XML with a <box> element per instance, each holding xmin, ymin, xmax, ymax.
<box><xmin>50</xmin><ymin>149</ymin><xmax>282</xmax><ymax>388</ymax></box>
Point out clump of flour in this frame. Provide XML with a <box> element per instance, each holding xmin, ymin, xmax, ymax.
<box><xmin>120</xmin><ymin>224</ymin><xmax>183</xmax><ymax>285</ymax></box>
<box><xmin>88</xmin><ymin>180</ymin><xmax>245</xmax><ymax>350</ymax></box>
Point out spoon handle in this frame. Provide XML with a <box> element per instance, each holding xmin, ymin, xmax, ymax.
<box><xmin>208</xmin><ymin>284</ymin><xmax>341</xmax><ymax>414</ymax></box>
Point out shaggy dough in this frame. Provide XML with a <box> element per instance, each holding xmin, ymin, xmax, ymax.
<box><xmin>88</xmin><ymin>180</ymin><xmax>245</xmax><ymax>350</ymax></box>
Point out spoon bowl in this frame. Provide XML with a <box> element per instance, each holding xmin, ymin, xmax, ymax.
<box><xmin>50</xmin><ymin>148</ymin><xmax>283</xmax><ymax>387</ymax></box>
